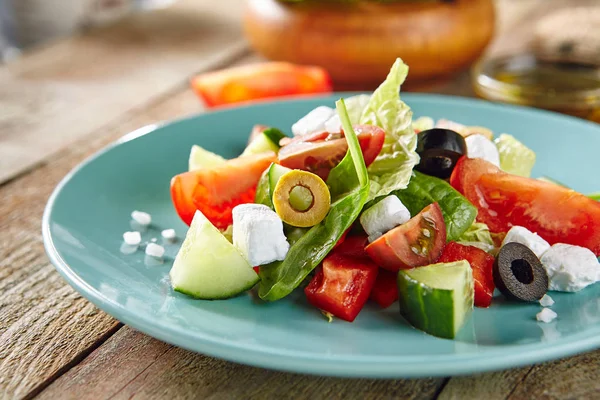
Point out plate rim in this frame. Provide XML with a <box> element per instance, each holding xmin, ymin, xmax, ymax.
<box><xmin>42</xmin><ymin>93</ymin><xmax>600</xmax><ymax>378</ymax></box>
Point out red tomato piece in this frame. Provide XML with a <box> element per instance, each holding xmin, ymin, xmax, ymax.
<box><xmin>278</xmin><ymin>125</ymin><xmax>385</xmax><ymax>180</ymax></box>
<box><xmin>450</xmin><ymin>157</ymin><xmax>600</xmax><ymax>256</ymax></box>
<box><xmin>305</xmin><ymin>253</ymin><xmax>379</xmax><ymax>322</ymax></box>
<box><xmin>333</xmin><ymin>228</ymin><xmax>351</xmax><ymax>250</ymax></box>
<box><xmin>170</xmin><ymin>152</ymin><xmax>276</xmax><ymax>228</ymax></box>
<box><xmin>334</xmin><ymin>234</ymin><xmax>370</xmax><ymax>258</ymax></box>
<box><xmin>369</xmin><ymin>269</ymin><xmax>399</xmax><ymax>309</ymax></box>
<box><xmin>365</xmin><ymin>203</ymin><xmax>447</xmax><ymax>271</ymax></box>
<box><xmin>191</xmin><ymin>62</ymin><xmax>332</xmax><ymax>108</ymax></box>
<box><xmin>438</xmin><ymin>242</ymin><xmax>495</xmax><ymax>308</ymax></box>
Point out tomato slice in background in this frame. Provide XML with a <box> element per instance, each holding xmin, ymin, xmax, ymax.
<box><xmin>304</xmin><ymin>253</ymin><xmax>379</xmax><ymax>322</ymax></box>
<box><xmin>278</xmin><ymin>125</ymin><xmax>385</xmax><ymax>180</ymax></box>
<box><xmin>365</xmin><ymin>203</ymin><xmax>447</xmax><ymax>271</ymax></box>
<box><xmin>170</xmin><ymin>152</ymin><xmax>276</xmax><ymax>229</ymax></box>
<box><xmin>191</xmin><ymin>62</ymin><xmax>332</xmax><ymax>108</ymax></box>
<box><xmin>369</xmin><ymin>269</ymin><xmax>399</xmax><ymax>309</ymax></box>
<box><xmin>438</xmin><ymin>242</ymin><xmax>495</xmax><ymax>308</ymax></box>
<box><xmin>450</xmin><ymin>157</ymin><xmax>600</xmax><ymax>256</ymax></box>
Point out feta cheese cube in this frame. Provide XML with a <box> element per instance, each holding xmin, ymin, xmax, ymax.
<box><xmin>502</xmin><ymin>226</ymin><xmax>550</xmax><ymax>258</ymax></box>
<box><xmin>131</xmin><ymin>210</ymin><xmax>152</xmax><ymax>226</ymax></box>
<box><xmin>291</xmin><ymin>106</ymin><xmax>335</xmax><ymax>136</ymax></box>
<box><xmin>360</xmin><ymin>196</ymin><xmax>411</xmax><ymax>242</ymax></box>
<box><xmin>145</xmin><ymin>243</ymin><xmax>165</xmax><ymax>258</ymax></box>
<box><xmin>123</xmin><ymin>231</ymin><xmax>141</xmax><ymax>246</ymax></box>
<box><xmin>161</xmin><ymin>229</ymin><xmax>177</xmax><ymax>241</ymax></box>
<box><xmin>324</xmin><ymin>113</ymin><xmax>342</xmax><ymax>134</ymax></box>
<box><xmin>465</xmin><ymin>134</ymin><xmax>500</xmax><ymax>167</ymax></box>
<box><xmin>232</xmin><ymin>204</ymin><xmax>290</xmax><ymax>266</ymax></box>
<box><xmin>536</xmin><ymin>308</ymin><xmax>557</xmax><ymax>323</ymax></box>
<box><xmin>539</xmin><ymin>294</ymin><xmax>555</xmax><ymax>307</ymax></box>
<box><xmin>540</xmin><ymin>243</ymin><xmax>600</xmax><ymax>292</ymax></box>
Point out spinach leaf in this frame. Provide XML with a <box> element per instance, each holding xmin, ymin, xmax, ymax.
<box><xmin>258</xmin><ymin>99</ymin><xmax>370</xmax><ymax>301</ymax></box>
<box><xmin>390</xmin><ymin>171</ymin><xmax>477</xmax><ymax>242</ymax></box>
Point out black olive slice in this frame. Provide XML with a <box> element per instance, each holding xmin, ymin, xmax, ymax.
<box><xmin>493</xmin><ymin>242</ymin><xmax>549</xmax><ymax>302</ymax></box>
<box><xmin>415</xmin><ymin>128</ymin><xmax>467</xmax><ymax>179</ymax></box>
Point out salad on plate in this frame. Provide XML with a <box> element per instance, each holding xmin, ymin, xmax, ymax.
<box><xmin>138</xmin><ymin>59</ymin><xmax>600</xmax><ymax>340</ymax></box>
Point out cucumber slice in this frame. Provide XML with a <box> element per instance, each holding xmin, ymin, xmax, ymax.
<box><xmin>188</xmin><ymin>145</ymin><xmax>226</xmax><ymax>171</ymax></box>
<box><xmin>398</xmin><ymin>261</ymin><xmax>474</xmax><ymax>339</ymax></box>
<box><xmin>170</xmin><ymin>211</ymin><xmax>259</xmax><ymax>299</ymax></box>
<box><xmin>255</xmin><ymin>163</ymin><xmax>291</xmax><ymax>208</ymax></box>
<box><xmin>242</xmin><ymin>128</ymin><xmax>287</xmax><ymax>156</ymax></box>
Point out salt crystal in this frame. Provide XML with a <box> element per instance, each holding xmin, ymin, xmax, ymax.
<box><xmin>131</xmin><ymin>210</ymin><xmax>151</xmax><ymax>226</ymax></box>
<box><xmin>145</xmin><ymin>243</ymin><xmax>165</xmax><ymax>258</ymax></box>
<box><xmin>123</xmin><ymin>231</ymin><xmax>141</xmax><ymax>246</ymax></box>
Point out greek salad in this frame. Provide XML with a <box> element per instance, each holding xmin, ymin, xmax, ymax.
<box><xmin>157</xmin><ymin>59</ymin><xmax>600</xmax><ymax>340</ymax></box>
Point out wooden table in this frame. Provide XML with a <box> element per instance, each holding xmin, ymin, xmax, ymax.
<box><xmin>1</xmin><ymin>1</ymin><xmax>598</xmax><ymax>399</ymax></box>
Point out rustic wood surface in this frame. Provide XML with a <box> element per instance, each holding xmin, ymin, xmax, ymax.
<box><xmin>0</xmin><ymin>1</ymin><xmax>598</xmax><ymax>399</ymax></box>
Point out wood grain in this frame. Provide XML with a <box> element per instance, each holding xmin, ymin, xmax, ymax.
<box><xmin>0</xmin><ymin>88</ymin><xmax>202</xmax><ymax>399</ymax></box>
<box><xmin>0</xmin><ymin>0</ymin><xmax>248</xmax><ymax>185</ymax></box>
<box><xmin>37</xmin><ymin>326</ymin><xmax>444</xmax><ymax>400</ymax></box>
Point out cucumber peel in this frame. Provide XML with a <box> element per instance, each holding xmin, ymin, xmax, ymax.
<box><xmin>398</xmin><ymin>261</ymin><xmax>474</xmax><ymax>339</ymax></box>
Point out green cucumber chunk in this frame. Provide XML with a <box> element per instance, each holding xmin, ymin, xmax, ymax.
<box><xmin>242</xmin><ymin>128</ymin><xmax>287</xmax><ymax>156</ymax></box>
<box><xmin>255</xmin><ymin>163</ymin><xmax>291</xmax><ymax>208</ymax></box>
<box><xmin>170</xmin><ymin>211</ymin><xmax>259</xmax><ymax>299</ymax></box>
<box><xmin>188</xmin><ymin>145</ymin><xmax>227</xmax><ymax>171</ymax></box>
<box><xmin>397</xmin><ymin>261</ymin><xmax>474</xmax><ymax>339</ymax></box>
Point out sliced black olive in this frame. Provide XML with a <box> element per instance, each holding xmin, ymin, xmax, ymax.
<box><xmin>415</xmin><ymin>128</ymin><xmax>467</xmax><ymax>179</ymax></box>
<box><xmin>493</xmin><ymin>242</ymin><xmax>549</xmax><ymax>302</ymax></box>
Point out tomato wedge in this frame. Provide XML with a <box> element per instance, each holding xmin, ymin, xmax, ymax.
<box><xmin>191</xmin><ymin>62</ymin><xmax>332</xmax><ymax>108</ymax></box>
<box><xmin>278</xmin><ymin>125</ymin><xmax>385</xmax><ymax>180</ymax></box>
<box><xmin>305</xmin><ymin>253</ymin><xmax>379</xmax><ymax>322</ymax></box>
<box><xmin>170</xmin><ymin>152</ymin><xmax>275</xmax><ymax>228</ymax></box>
<box><xmin>365</xmin><ymin>203</ymin><xmax>447</xmax><ymax>271</ymax></box>
<box><xmin>333</xmin><ymin>234</ymin><xmax>370</xmax><ymax>258</ymax></box>
<box><xmin>438</xmin><ymin>242</ymin><xmax>495</xmax><ymax>308</ymax></box>
<box><xmin>450</xmin><ymin>157</ymin><xmax>600</xmax><ymax>256</ymax></box>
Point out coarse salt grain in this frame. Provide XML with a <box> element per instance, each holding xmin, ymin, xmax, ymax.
<box><xmin>131</xmin><ymin>210</ymin><xmax>151</xmax><ymax>226</ymax></box>
<box><xmin>539</xmin><ymin>294</ymin><xmax>555</xmax><ymax>307</ymax></box>
<box><xmin>123</xmin><ymin>231</ymin><xmax>141</xmax><ymax>246</ymax></box>
<box><xmin>145</xmin><ymin>243</ymin><xmax>165</xmax><ymax>258</ymax></box>
<box><xmin>161</xmin><ymin>229</ymin><xmax>176</xmax><ymax>241</ymax></box>
<box><xmin>536</xmin><ymin>308</ymin><xmax>558</xmax><ymax>323</ymax></box>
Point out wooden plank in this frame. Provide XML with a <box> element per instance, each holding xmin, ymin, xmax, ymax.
<box><xmin>0</xmin><ymin>0</ymin><xmax>247</xmax><ymax>185</ymax></box>
<box><xmin>506</xmin><ymin>350</ymin><xmax>600</xmax><ymax>400</ymax></box>
<box><xmin>37</xmin><ymin>326</ymin><xmax>444</xmax><ymax>400</ymax></box>
<box><xmin>437</xmin><ymin>369</ymin><xmax>531</xmax><ymax>400</ymax></box>
<box><xmin>0</xmin><ymin>88</ymin><xmax>202</xmax><ymax>399</ymax></box>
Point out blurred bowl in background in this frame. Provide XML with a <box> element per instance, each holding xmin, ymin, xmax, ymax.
<box><xmin>243</xmin><ymin>0</ymin><xmax>495</xmax><ymax>89</ymax></box>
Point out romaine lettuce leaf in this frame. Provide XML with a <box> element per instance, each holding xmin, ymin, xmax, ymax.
<box><xmin>457</xmin><ymin>221</ymin><xmax>497</xmax><ymax>254</ymax></box>
<box><xmin>495</xmin><ymin>133</ymin><xmax>536</xmax><ymax>177</ymax></box>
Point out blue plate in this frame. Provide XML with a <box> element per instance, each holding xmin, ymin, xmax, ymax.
<box><xmin>43</xmin><ymin>94</ymin><xmax>600</xmax><ymax>378</ymax></box>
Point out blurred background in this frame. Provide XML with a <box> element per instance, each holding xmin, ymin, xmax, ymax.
<box><xmin>1</xmin><ymin>0</ymin><xmax>599</xmax><ymax>184</ymax></box>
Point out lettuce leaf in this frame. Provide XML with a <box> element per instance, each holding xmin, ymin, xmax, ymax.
<box><xmin>495</xmin><ymin>133</ymin><xmax>536</xmax><ymax>177</ymax></box>
<box><xmin>457</xmin><ymin>222</ymin><xmax>497</xmax><ymax>254</ymax></box>
<box><xmin>359</xmin><ymin>59</ymin><xmax>419</xmax><ymax>200</ymax></box>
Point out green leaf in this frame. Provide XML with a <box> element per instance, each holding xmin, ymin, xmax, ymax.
<box><xmin>495</xmin><ymin>134</ymin><xmax>536</xmax><ymax>177</ymax></box>
<box><xmin>258</xmin><ymin>99</ymin><xmax>370</xmax><ymax>301</ymax></box>
<box><xmin>389</xmin><ymin>171</ymin><xmax>477</xmax><ymax>242</ymax></box>
<box><xmin>457</xmin><ymin>222</ymin><xmax>497</xmax><ymax>253</ymax></box>
<box><xmin>358</xmin><ymin>58</ymin><xmax>420</xmax><ymax>200</ymax></box>
<box><xmin>588</xmin><ymin>192</ymin><xmax>600</xmax><ymax>201</ymax></box>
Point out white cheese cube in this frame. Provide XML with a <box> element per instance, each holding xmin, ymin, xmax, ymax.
<box><xmin>131</xmin><ymin>210</ymin><xmax>152</xmax><ymax>226</ymax></box>
<box><xmin>536</xmin><ymin>308</ymin><xmax>557</xmax><ymax>323</ymax></box>
<box><xmin>145</xmin><ymin>243</ymin><xmax>165</xmax><ymax>258</ymax></box>
<box><xmin>232</xmin><ymin>204</ymin><xmax>290</xmax><ymax>266</ymax></box>
<box><xmin>291</xmin><ymin>106</ymin><xmax>335</xmax><ymax>136</ymax></box>
<box><xmin>324</xmin><ymin>113</ymin><xmax>342</xmax><ymax>134</ymax></box>
<box><xmin>540</xmin><ymin>243</ymin><xmax>600</xmax><ymax>292</ymax></box>
<box><xmin>465</xmin><ymin>134</ymin><xmax>500</xmax><ymax>167</ymax></box>
<box><xmin>360</xmin><ymin>196</ymin><xmax>411</xmax><ymax>242</ymax></box>
<box><xmin>502</xmin><ymin>226</ymin><xmax>550</xmax><ymax>258</ymax></box>
<box><xmin>123</xmin><ymin>231</ymin><xmax>141</xmax><ymax>246</ymax></box>
<box><xmin>539</xmin><ymin>294</ymin><xmax>555</xmax><ymax>307</ymax></box>
<box><xmin>161</xmin><ymin>229</ymin><xmax>177</xmax><ymax>241</ymax></box>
